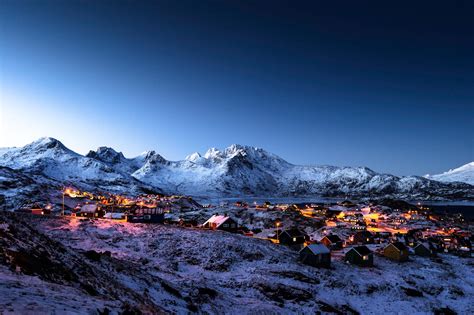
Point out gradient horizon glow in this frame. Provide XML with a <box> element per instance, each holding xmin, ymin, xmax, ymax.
<box><xmin>0</xmin><ymin>1</ymin><xmax>473</xmax><ymax>176</ymax></box>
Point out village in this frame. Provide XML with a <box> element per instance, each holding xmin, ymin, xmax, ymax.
<box><xmin>15</xmin><ymin>187</ymin><xmax>473</xmax><ymax>271</ymax></box>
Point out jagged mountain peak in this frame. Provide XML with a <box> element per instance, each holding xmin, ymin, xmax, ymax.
<box><xmin>203</xmin><ymin>147</ymin><xmax>222</xmax><ymax>160</ymax></box>
<box><xmin>185</xmin><ymin>152</ymin><xmax>202</xmax><ymax>162</ymax></box>
<box><xmin>141</xmin><ymin>151</ymin><xmax>166</xmax><ymax>165</ymax></box>
<box><xmin>200</xmin><ymin>144</ymin><xmax>287</xmax><ymax>163</ymax></box>
<box><xmin>0</xmin><ymin>137</ymin><xmax>472</xmax><ymax>199</ymax></box>
<box><xmin>139</xmin><ymin>150</ymin><xmax>157</xmax><ymax>159</ymax></box>
<box><xmin>25</xmin><ymin>137</ymin><xmax>68</xmax><ymax>152</ymax></box>
<box><xmin>86</xmin><ymin>146</ymin><xmax>126</xmax><ymax>164</ymax></box>
<box><xmin>202</xmin><ymin>144</ymin><xmax>254</xmax><ymax>160</ymax></box>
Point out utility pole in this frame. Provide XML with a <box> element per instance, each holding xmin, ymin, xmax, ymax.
<box><xmin>62</xmin><ymin>190</ymin><xmax>65</xmax><ymax>216</ymax></box>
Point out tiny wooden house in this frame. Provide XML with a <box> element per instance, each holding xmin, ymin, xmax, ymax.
<box><xmin>278</xmin><ymin>228</ymin><xmax>307</xmax><ymax>246</ymax></box>
<box><xmin>345</xmin><ymin>245</ymin><xmax>374</xmax><ymax>267</ymax></box>
<box><xmin>299</xmin><ymin>244</ymin><xmax>331</xmax><ymax>268</ymax></box>
<box><xmin>414</xmin><ymin>242</ymin><xmax>436</xmax><ymax>257</ymax></box>
<box><xmin>202</xmin><ymin>215</ymin><xmax>238</xmax><ymax>232</ymax></box>
<box><xmin>75</xmin><ymin>204</ymin><xmax>105</xmax><ymax>218</ymax></box>
<box><xmin>320</xmin><ymin>234</ymin><xmax>343</xmax><ymax>250</ymax></box>
<box><xmin>127</xmin><ymin>207</ymin><xmax>164</xmax><ymax>223</ymax></box>
<box><xmin>384</xmin><ymin>242</ymin><xmax>409</xmax><ymax>262</ymax></box>
<box><xmin>353</xmin><ymin>231</ymin><xmax>375</xmax><ymax>244</ymax></box>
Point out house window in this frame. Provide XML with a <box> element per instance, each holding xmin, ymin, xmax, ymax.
<box><xmin>223</xmin><ymin>224</ymin><xmax>228</xmax><ymax>227</ymax></box>
<box><xmin>144</xmin><ymin>215</ymin><xmax>151</xmax><ymax>220</ymax></box>
<box><xmin>293</xmin><ymin>237</ymin><xmax>297</xmax><ymax>242</ymax></box>
<box><xmin>363</xmin><ymin>255</ymin><xmax>369</xmax><ymax>261</ymax></box>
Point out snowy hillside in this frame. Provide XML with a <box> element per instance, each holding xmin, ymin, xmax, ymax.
<box><xmin>1</xmin><ymin>213</ymin><xmax>472</xmax><ymax>314</ymax></box>
<box><xmin>0</xmin><ymin>138</ymin><xmax>473</xmax><ymax>202</ymax></box>
<box><xmin>425</xmin><ymin>162</ymin><xmax>474</xmax><ymax>185</ymax></box>
<box><xmin>0</xmin><ymin>137</ymin><xmax>161</xmax><ymax>198</ymax></box>
<box><xmin>131</xmin><ymin>144</ymin><xmax>473</xmax><ymax>200</ymax></box>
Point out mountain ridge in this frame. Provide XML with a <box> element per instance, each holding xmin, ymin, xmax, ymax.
<box><xmin>425</xmin><ymin>162</ymin><xmax>474</xmax><ymax>185</ymax></box>
<box><xmin>0</xmin><ymin>137</ymin><xmax>473</xmax><ymax>204</ymax></box>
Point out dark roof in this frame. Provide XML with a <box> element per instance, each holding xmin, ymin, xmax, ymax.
<box><xmin>301</xmin><ymin>244</ymin><xmax>330</xmax><ymax>255</ymax></box>
<box><xmin>282</xmin><ymin>228</ymin><xmax>306</xmax><ymax>238</ymax></box>
<box><xmin>414</xmin><ymin>242</ymin><xmax>430</xmax><ymax>250</ymax></box>
<box><xmin>389</xmin><ymin>242</ymin><xmax>408</xmax><ymax>251</ymax></box>
<box><xmin>350</xmin><ymin>246</ymin><xmax>372</xmax><ymax>256</ymax></box>
<box><xmin>293</xmin><ymin>203</ymin><xmax>310</xmax><ymax>209</ymax></box>
<box><xmin>324</xmin><ymin>235</ymin><xmax>342</xmax><ymax>243</ymax></box>
<box><xmin>355</xmin><ymin>231</ymin><xmax>373</xmax><ymax>237</ymax></box>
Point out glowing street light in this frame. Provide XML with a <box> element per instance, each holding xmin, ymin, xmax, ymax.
<box><xmin>62</xmin><ymin>189</ymin><xmax>67</xmax><ymax>216</ymax></box>
<box><xmin>276</xmin><ymin>221</ymin><xmax>281</xmax><ymax>243</ymax></box>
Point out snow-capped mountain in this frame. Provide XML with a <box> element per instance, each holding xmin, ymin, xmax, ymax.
<box><xmin>131</xmin><ymin>144</ymin><xmax>473</xmax><ymax>199</ymax></box>
<box><xmin>0</xmin><ymin>138</ymin><xmax>473</xmax><ymax>202</ymax></box>
<box><xmin>0</xmin><ymin>137</ymin><xmax>160</xmax><ymax>197</ymax></box>
<box><xmin>425</xmin><ymin>162</ymin><xmax>474</xmax><ymax>185</ymax></box>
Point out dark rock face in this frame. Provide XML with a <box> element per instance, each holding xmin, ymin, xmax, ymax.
<box><xmin>0</xmin><ymin>212</ymin><xmax>164</xmax><ymax>313</ymax></box>
<box><xmin>401</xmin><ymin>286</ymin><xmax>424</xmax><ymax>297</ymax></box>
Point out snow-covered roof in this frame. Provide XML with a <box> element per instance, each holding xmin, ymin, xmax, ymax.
<box><xmin>80</xmin><ymin>204</ymin><xmax>98</xmax><ymax>213</ymax></box>
<box><xmin>349</xmin><ymin>245</ymin><xmax>372</xmax><ymax>256</ymax></box>
<box><xmin>386</xmin><ymin>242</ymin><xmax>408</xmax><ymax>251</ymax></box>
<box><xmin>282</xmin><ymin>228</ymin><xmax>306</xmax><ymax>238</ymax></box>
<box><xmin>328</xmin><ymin>205</ymin><xmax>349</xmax><ymax>212</ymax></box>
<box><xmin>104</xmin><ymin>213</ymin><xmax>125</xmax><ymax>219</ymax></box>
<box><xmin>322</xmin><ymin>234</ymin><xmax>342</xmax><ymax>243</ymax></box>
<box><xmin>302</xmin><ymin>244</ymin><xmax>330</xmax><ymax>255</ymax></box>
<box><xmin>203</xmin><ymin>215</ymin><xmax>232</xmax><ymax>228</ymax></box>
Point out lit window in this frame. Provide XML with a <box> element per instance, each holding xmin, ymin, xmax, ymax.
<box><xmin>363</xmin><ymin>255</ymin><xmax>369</xmax><ymax>261</ymax></box>
<box><xmin>293</xmin><ymin>237</ymin><xmax>297</xmax><ymax>242</ymax></box>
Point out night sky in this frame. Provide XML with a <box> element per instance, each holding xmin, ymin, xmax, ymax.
<box><xmin>1</xmin><ymin>0</ymin><xmax>473</xmax><ymax>176</ymax></box>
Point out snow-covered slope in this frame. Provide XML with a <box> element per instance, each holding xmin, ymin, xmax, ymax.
<box><xmin>0</xmin><ymin>137</ymin><xmax>160</xmax><ymax>196</ymax></box>
<box><xmin>425</xmin><ymin>162</ymin><xmax>474</xmax><ymax>185</ymax></box>
<box><xmin>2</xmin><ymin>214</ymin><xmax>470</xmax><ymax>314</ymax></box>
<box><xmin>0</xmin><ymin>138</ymin><xmax>472</xmax><ymax>201</ymax></box>
<box><xmin>132</xmin><ymin>144</ymin><xmax>473</xmax><ymax>199</ymax></box>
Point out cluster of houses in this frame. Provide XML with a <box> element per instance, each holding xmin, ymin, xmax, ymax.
<box><xmin>198</xmin><ymin>199</ymin><xmax>472</xmax><ymax>269</ymax></box>
<box><xmin>16</xmin><ymin>189</ymin><xmax>174</xmax><ymax>224</ymax></box>
<box><xmin>15</xmin><ymin>191</ymin><xmax>472</xmax><ymax>266</ymax></box>
<box><xmin>198</xmin><ymin>211</ymin><xmax>449</xmax><ymax>268</ymax></box>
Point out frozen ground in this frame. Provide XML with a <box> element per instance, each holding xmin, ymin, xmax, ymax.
<box><xmin>9</xmin><ymin>216</ymin><xmax>469</xmax><ymax>314</ymax></box>
<box><xmin>0</xmin><ymin>265</ymin><xmax>121</xmax><ymax>314</ymax></box>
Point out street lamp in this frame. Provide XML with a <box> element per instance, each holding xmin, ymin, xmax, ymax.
<box><xmin>62</xmin><ymin>188</ymin><xmax>71</xmax><ymax>216</ymax></box>
<box><xmin>276</xmin><ymin>221</ymin><xmax>281</xmax><ymax>243</ymax></box>
<box><xmin>62</xmin><ymin>189</ymin><xmax>66</xmax><ymax>216</ymax></box>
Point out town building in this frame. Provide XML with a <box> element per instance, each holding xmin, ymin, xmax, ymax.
<box><xmin>278</xmin><ymin>228</ymin><xmax>307</xmax><ymax>246</ymax></box>
<box><xmin>299</xmin><ymin>244</ymin><xmax>331</xmax><ymax>268</ymax></box>
<box><xmin>414</xmin><ymin>242</ymin><xmax>436</xmax><ymax>257</ymax></box>
<box><xmin>353</xmin><ymin>231</ymin><xmax>375</xmax><ymax>244</ymax></box>
<box><xmin>75</xmin><ymin>204</ymin><xmax>105</xmax><ymax>218</ymax></box>
<box><xmin>202</xmin><ymin>214</ymin><xmax>238</xmax><ymax>232</ymax></box>
<box><xmin>345</xmin><ymin>245</ymin><xmax>374</xmax><ymax>267</ymax></box>
<box><xmin>320</xmin><ymin>234</ymin><xmax>343</xmax><ymax>250</ymax></box>
<box><xmin>127</xmin><ymin>207</ymin><xmax>164</xmax><ymax>223</ymax></box>
<box><xmin>384</xmin><ymin>242</ymin><xmax>409</xmax><ymax>262</ymax></box>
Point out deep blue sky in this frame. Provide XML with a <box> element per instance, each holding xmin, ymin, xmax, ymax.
<box><xmin>1</xmin><ymin>0</ymin><xmax>473</xmax><ymax>176</ymax></box>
